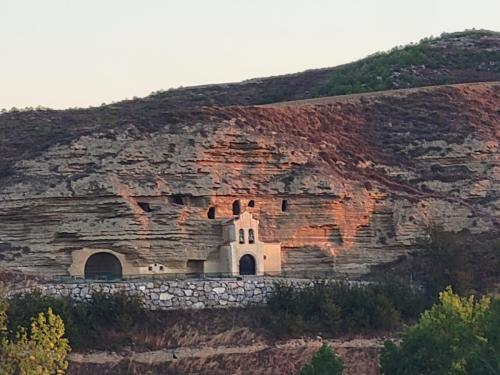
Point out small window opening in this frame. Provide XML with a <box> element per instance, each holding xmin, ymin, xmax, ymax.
<box><xmin>281</xmin><ymin>199</ymin><xmax>288</xmax><ymax>212</ymax></box>
<box><xmin>148</xmin><ymin>266</ymin><xmax>153</xmax><ymax>271</ymax></box>
<box><xmin>248</xmin><ymin>200</ymin><xmax>255</xmax><ymax>208</ymax></box>
<box><xmin>263</xmin><ymin>255</ymin><xmax>267</xmax><ymax>260</ymax></box>
<box><xmin>239</xmin><ymin>229</ymin><xmax>245</xmax><ymax>244</ymax></box>
<box><xmin>232</xmin><ymin>200</ymin><xmax>241</xmax><ymax>215</ymax></box>
<box><xmin>159</xmin><ymin>265</ymin><xmax>164</xmax><ymax>271</ymax></box>
<box><xmin>248</xmin><ymin>229</ymin><xmax>255</xmax><ymax>244</ymax></box>
<box><xmin>186</xmin><ymin>260</ymin><xmax>204</xmax><ymax>275</ymax></box>
<box><xmin>172</xmin><ymin>195</ymin><xmax>184</xmax><ymax>205</ymax></box>
<box><xmin>207</xmin><ymin>207</ymin><xmax>216</xmax><ymax>219</ymax></box>
<box><xmin>138</xmin><ymin>202</ymin><xmax>152</xmax><ymax>213</ymax></box>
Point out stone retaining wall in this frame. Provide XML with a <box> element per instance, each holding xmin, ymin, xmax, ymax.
<box><xmin>9</xmin><ymin>278</ymin><xmax>313</xmax><ymax>310</ymax></box>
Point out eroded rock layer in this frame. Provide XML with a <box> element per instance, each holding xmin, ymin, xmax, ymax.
<box><xmin>0</xmin><ymin>83</ymin><xmax>498</xmax><ymax>276</ymax></box>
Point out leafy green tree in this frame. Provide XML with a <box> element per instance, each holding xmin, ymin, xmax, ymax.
<box><xmin>301</xmin><ymin>343</ymin><xmax>343</xmax><ymax>375</ymax></box>
<box><xmin>380</xmin><ymin>287</ymin><xmax>499</xmax><ymax>375</ymax></box>
<box><xmin>420</xmin><ymin>226</ymin><xmax>472</xmax><ymax>296</ymax></box>
<box><xmin>0</xmin><ymin>302</ymin><xmax>70</xmax><ymax>375</ymax></box>
<box><xmin>468</xmin><ymin>298</ymin><xmax>500</xmax><ymax>374</ymax></box>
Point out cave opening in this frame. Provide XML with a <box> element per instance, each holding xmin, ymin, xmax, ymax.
<box><xmin>172</xmin><ymin>195</ymin><xmax>185</xmax><ymax>205</ymax></box>
<box><xmin>137</xmin><ymin>201</ymin><xmax>152</xmax><ymax>213</ymax></box>
<box><xmin>84</xmin><ymin>253</ymin><xmax>122</xmax><ymax>280</ymax></box>
<box><xmin>186</xmin><ymin>260</ymin><xmax>205</xmax><ymax>275</ymax></box>
<box><xmin>248</xmin><ymin>200</ymin><xmax>255</xmax><ymax>208</ymax></box>
<box><xmin>281</xmin><ymin>199</ymin><xmax>288</xmax><ymax>212</ymax></box>
<box><xmin>207</xmin><ymin>207</ymin><xmax>216</xmax><ymax>219</ymax></box>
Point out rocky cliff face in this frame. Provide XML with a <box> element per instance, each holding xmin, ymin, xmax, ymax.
<box><xmin>0</xmin><ymin>81</ymin><xmax>498</xmax><ymax>277</ymax></box>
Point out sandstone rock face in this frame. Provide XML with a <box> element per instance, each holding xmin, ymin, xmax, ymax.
<box><xmin>0</xmin><ymin>83</ymin><xmax>498</xmax><ymax>277</ymax></box>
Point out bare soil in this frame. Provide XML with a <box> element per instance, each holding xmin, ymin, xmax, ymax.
<box><xmin>68</xmin><ymin>337</ymin><xmax>385</xmax><ymax>375</ymax></box>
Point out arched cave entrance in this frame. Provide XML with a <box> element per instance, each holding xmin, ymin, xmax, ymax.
<box><xmin>84</xmin><ymin>252</ymin><xmax>123</xmax><ymax>280</ymax></box>
<box><xmin>239</xmin><ymin>254</ymin><xmax>256</xmax><ymax>275</ymax></box>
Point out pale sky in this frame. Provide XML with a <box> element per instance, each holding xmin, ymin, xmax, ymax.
<box><xmin>1</xmin><ymin>0</ymin><xmax>499</xmax><ymax>109</ymax></box>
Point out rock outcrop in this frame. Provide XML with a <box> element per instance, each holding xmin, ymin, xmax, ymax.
<box><xmin>0</xmin><ymin>81</ymin><xmax>498</xmax><ymax>277</ymax></box>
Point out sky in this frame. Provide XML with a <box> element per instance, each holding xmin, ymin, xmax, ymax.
<box><xmin>1</xmin><ymin>0</ymin><xmax>499</xmax><ymax>109</ymax></box>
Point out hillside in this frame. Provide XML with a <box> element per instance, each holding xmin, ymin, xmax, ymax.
<box><xmin>142</xmin><ymin>29</ymin><xmax>500</xmax><ymax>106</ymax></box>
<box><xmin>1</xmin><ymin>30</ymin><xmax>499</xmax><ymax>177</ymax></box>
<box><xmin>1</xmin><ymin>26</ymin><xmax>500</xmax><ymax>375</ymax></box>
<box><xmin>0</xmin><ymin>75</ymin><xmax>498</xmax><ymax>277</ymax></box>
<box><xmin>0</xmin><ymin>29</ymin><xmax>498</xmax><ymax>280</ymax></box>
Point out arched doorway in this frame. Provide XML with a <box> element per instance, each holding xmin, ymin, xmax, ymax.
<box><xmin>84</xmin><ymin>252</ymin><xmax>123</xmax><ymax>280</ymax></box>
<box><xmin>239</xmin><ymin>254</ymin><xmax>256</xmax><ymax>275</ymax></box>
<box><xmin>232</xmin><ymin>200</ymin><xmax>241</xmax><ymax>215</ymax></box>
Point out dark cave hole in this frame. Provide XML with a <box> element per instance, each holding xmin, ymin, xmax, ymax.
<box><xmin>137</xmin><ymin>201</ymin><xmax>152</xmax><ymax>213</ymax></box>
<box><xmin>281</xmin><ymin>199</ymin><xmax>288</xmax><ymax>212</ymax></box>
<box><xmin>207</xmin><ymin>207</ymin><xmax>216</xmax><ymax>219</ymax></box>
<box><xmin>172</xmin><ymin>195</ymin><xmax>185</xmax><ymax>205</ymax></box>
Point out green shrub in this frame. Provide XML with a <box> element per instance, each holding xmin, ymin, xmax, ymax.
<box><xmin>471</xmin><ymin>298</ymin><xmax>500</xmax><ymax>374</ymax></box>
<box><xmin>380</xmin><ymin>287</ymin><xmax>500</xmax><ymax>375</ymax></box>
<box><xmin>327</xmin><ymin>282</ymin><xmax>400</xmax><ymax>331</ymax></box>
<box><xmin>68</xmin><ymin>291</ymin><xmax>145</xmax><ymax>348</ymax></box>
<box><xmin>0</xmin><ymin>302</ymin><xmax>71</xmax><ymax>375</ymax></box>
<box><xmin>266</xmin><ymin>280</ymin><xmax>422</xmax><ymax>337</ymax></box>
<box><xmin>301</xmin><ymin>343</ymin><xmax>343</xmax><ymax>375</ymax></box>
<box><xmin>6</xmin><ymin>291</ymin><xmax>145</xmax><ymax>350</ymax></box>
<box><xmin>375</xmin><ymin>227</ymin><xmax>499</xmax><ymax>299</ymax></box>
<box><xmin>266</xmin><ymin>309</ymin><xmax>306</xmax><ymax>338</ymax></box>
<box><xmin>267</xmin><ymin>282</ymin><xmax>341</xmax><ymax>337</ymax></box>
<box><xmin>372</xmin><ymin>280</ymin><xmax>431</xmax><ymax>320</ymax></box>
<box><xmin>7</xmin><ymin>291</ymin><xmax>76</xmax><ymax>342</ymax></box>
<box><xmin>86</xmin><ymin>291</ymin><xmax>144</xmax><ymax>332</ymax></box>
<box><xmin>418</xmin><ymin>225</ymin><xmax>472</xmax><ymax>297</ymax></box>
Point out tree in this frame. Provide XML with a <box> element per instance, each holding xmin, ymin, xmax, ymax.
<box><xmin>0</xmin><ymin>302</ymin><xmax>70</xmax><ymax>375</ymax></box>
<box><xmin>301</xmin><ymin>343</ymin><xmax>343</xmax><ymax>375</ymax></box>
<box><xmin>420</xmin><ymin>226</ymin><xmax>472</xmax><ymax>296</ymax></box>
<box><xmin>380</xmin><ymin>287</ymin><xmax>499</xmax><ymax>375</ymax></box>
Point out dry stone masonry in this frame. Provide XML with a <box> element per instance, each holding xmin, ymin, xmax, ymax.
<box><xmin>10</xmin><ymin>278</ymin><xmax>313</xmax><ymax>310</ymax></box>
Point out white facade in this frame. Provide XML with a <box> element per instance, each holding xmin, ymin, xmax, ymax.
<box><xmin>70</xmin><ymin>212</ymin><xmax>281</xmax><ymax>278</ymax></box>
<box><xmin>212</xmin><ymin>211</ymin><xmax>281</xmax><ymax>276</ymax></box>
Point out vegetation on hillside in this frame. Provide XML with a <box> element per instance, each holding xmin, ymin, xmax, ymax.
<box><xmin>372</xmin><ymin>226</ymin><xmax>500</xmax><ymax>297</ymax></box>
<box><xmin>301</xmin><ymin>343</ymin><xmax>343</xmax><ymax>375</ymax></box>
<box><xmin>1</xmin><ymin>30</ymin><xmax>498</xmax><ymax>114</ymax></box>
<box><xmin>380</xmin><ymin>287</ymin><xmax>500</xmax><ymax>375</ymax></box>
<box><xmin>264</xmin><ymin>225</ymin><xmax>499</xmax><ymax>340</ymax></box>
<box><xmin>317</xmin><ymin>30</ymin><xmax>500</xmax><ymax>97</ymax></box>
<box><xmin>7</xmin><ymin>291</ymin><xmax>145</xmax><ymax>350</ymax></box>
<box><xmin>265</xmin><ymin>280</ymin><xmax>429</xmax><ymax>338</ymax></box>
<box><xmin>0</xmin><ymin>301</ymin><xmax>70</xmax><ymax>374</ymax></box>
